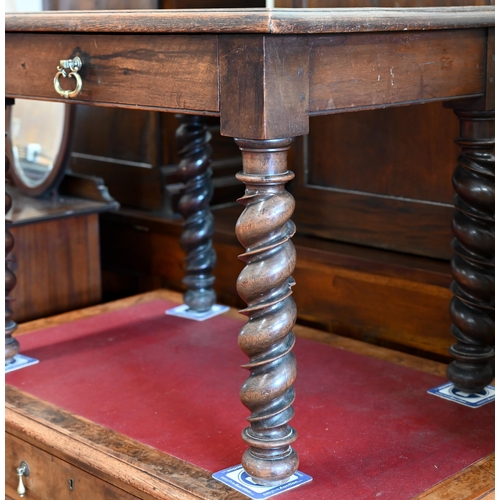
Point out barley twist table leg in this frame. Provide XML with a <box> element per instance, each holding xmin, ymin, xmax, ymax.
<box><xmin>5</xmin><ymin>98</ymin><xmax>19</xmax><ymax>365</ymax></box>
<box><xmin>176</xmin><ymin>115</ymin><xmax>216</xmax><ymax>312</ymax></box>
<box><xmin>448</xmin><ymin>110</ymin><xmax>495</xmax><ymax>393</ymax></box>
<box><xmin>234</xmin><ymin>138</ymin><xmax>299</xmax><ymax>486</ymax></box>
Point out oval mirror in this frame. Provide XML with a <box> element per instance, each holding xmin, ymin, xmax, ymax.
<box><xmin>6</xmin><ymin>100</ymin><xmax>74</xmax><ymax>197</ymax></box>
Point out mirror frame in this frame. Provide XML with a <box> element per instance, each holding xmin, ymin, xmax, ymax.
<box><xmin>6</xmin><ymin>101</ymin><xmax>75</xmax><ymax>197</ymax></box>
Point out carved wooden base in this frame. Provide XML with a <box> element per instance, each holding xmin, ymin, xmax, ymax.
<box><xmin>175</xmin><ymin>115</ymin><xmax>216</xmax><ymax>313</ymax></box>
<box><xmin>448</xmin><ymin>110</ymin><xmax>495</xmax><ymax>393</ymax></box>
<box><xmin>235</xmin><ymin>138</ymin><xmax>298</xmax><ymax>486</ymax></box>
<box><xmin>5</xmin><ymin>100</ymin><xmax>19</xmax><ymax>364</ymax></box>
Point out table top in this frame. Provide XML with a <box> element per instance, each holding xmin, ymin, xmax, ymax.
<box><xmin>5</xmin><ymin>7</ymin><xmax>494</xmax><ymax>34</ymax></box>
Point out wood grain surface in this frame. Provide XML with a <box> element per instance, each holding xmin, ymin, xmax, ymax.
<box><xmin>485</xmin><ymin>27</ymin><xmax>495</xmax><ymax>109</ymax></box>
<box><xmin>176</xmin><ymin>115</ymin><xmax>216</xmax><ymax>312</ymax></box>
<box><xmin>309</xmin><ymin>29</ymin><xmax>486</xmax><ymax>114</ymax></box>
<box><xmin>5</xmin><ymin>7</ymin><xmax>494</xmax><ymax>34</ymax></box>
<box><xmin>289</xmin><ymin>103</ymin><xmax>458</xmax><ymax>260</ymax></box>
<box><xmin>292</xmin><ymin>183</ymin><xmax>455</xmax><ymax>259</ymax></box>
<box><xmin>412</xmin><ymin>454</ymin><xmax>495</xmax><ymax>500</ymax></box>
<box><xmin>98</xmin><ymin>208</ymin><xmax>457</xmax><ymax>360</ymax></box>
<box><xmin>10</xmin><ymin>213</ymin><xmax>102</xmax><ymax>323</ymax></box>
<box><xmin>6</xmin><ymin>432</ymin><xmax>140</xmax><ymax>499</ymax></box>
<box><xmin>276</xmin><ymin>0</ymin><xmax>493</xmax><ymax>6</ymax></box>
<box><xmin>6</xmin><ymin>386</ymin><xmax>246</xmax><ymax>500</ymax></box>
<box><xmin>446</xmin><ymin>108</ymin><xmax>495</xmax><ymax>393</ymax></box>
<box><xmin>5</xmin><ymin>33</ymin><xmax>219</xmax><ymax>113</ymax></box>
<box><xmin>220</xmin><ymin>35</ymin><xmax>309</xmax><ymax>140</ymax></box>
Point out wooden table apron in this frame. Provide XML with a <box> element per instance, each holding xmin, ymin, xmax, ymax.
<box><xmin>5</xmin><ymin>7</ymin><xmax>495</xmax><ymax>487</ymax></box>
<box><xmin>4</xmin><ymin>28</ymin><xmax>490</xmax><ymax>119</ymax></box>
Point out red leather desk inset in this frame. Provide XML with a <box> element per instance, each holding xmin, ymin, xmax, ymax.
<box><xmin>6</xmin><ymin>297</ymin><xmax>494</xmax><ymax>500</ymax></box>
<box><xmin>5</xmin><ymin>6</ymin><xmax>495</xmax><ymax>494</ymax></box>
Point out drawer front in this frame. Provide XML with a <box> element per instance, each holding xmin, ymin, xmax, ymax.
<box><xmin>5</xmin><ymin>33</ymin><xmax>219</xmax><ymax>113</ymax></box>
<box><xmin>6</xmin><ymin>433</ymin><xmax>140</xmax><ymax>500</ymax></box>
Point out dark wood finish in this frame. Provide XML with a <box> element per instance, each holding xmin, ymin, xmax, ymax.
<box><xmin>446</xmin><ymin>109</ymin><xmax>495</xmax><ymax>393</ymax></box>
<box><xmin>68</xmin><ymin>110</ymin><xmax>242</xmax><ymax>213</ymax></box>
<box><xmin>176</xmin><ymin>115</ymin><xmax>216</xmax><ymax>312</ymax></box>
<box><xmin>10</xmin><ymin>214</ymin><xmax>101</xmax><ymax>323</ymax></box>
<box><xmin>59</xmin><ymin>172</ymin><xmax>117</xmax><ymax>204</ymax></box>
<box><xmin>220</xmin><ymin>35</ymin><xmax>309</xmax><ymax>140</ymax></box>
<box><xmin>5</xmin><ymin>33</ymin><xmax>219</xmax><ymax>114</ymax></box>
<box><xmin>162</xmin><ymin>0</ymin><xmax>263</xmax><ymax>7</ymax></box>
<box><xmin>99</xmin><ymin>206</ymin><xmax>456</xmax><ymax>362</ymax></box>
<box><xmin>7</xmin><ymin>187</ymin><xmax>110</xmax><ymax>323</ymax></box>
<box><xmin>41</xmin><ymin>0</ymin><xmax>248</xmax><ymax>217</ymax></box>
<box><xmin>276</xmin><ymin>1</ymin><xmax>494</xmax><ymax>10</ymax></box>
<box><xmin>5</xmin><ymin>7</ymin><xmax>494</xmax><ymax>34</ymax></box>
<box><xmin>292</xmin><ymin>165</ymin><xmax>456</xmax><ymax>259</ymax></box>
<box><xmin>69</xmin><ymin>104</ymin><xmax>165</xmax><ymax>210</ymax></box>
<box><xmin>5</xmin><ymin>7</ymin><xmax>494</xmax><ymax>486</ymax></box>
<box><xmin>234</xmin><ymin>138</ymin><xmax>298</xmax><ymax>485</ymax></box>
<box><xmin>5</xmin><ymin>98</ymin><xmax>19</xmax><ymax>365</ymax></box>
<box><xmin>5</xmin><ymin>10</ymin><xmax>493</xmax><ymax>119</ymax></box>
<box><xmin>7</xmin><ymin>185</ymin><xmax>115</xmax><ymax>225</ymax></box>
<box><xmin>277</xmin><ymin>1</ymin><xmax>492</xmax><ymax>259</ymax></box>
<box><xmin>305</xmin><ymin>105</ymin><xmax>456</xmax><ymax>203</ymax></box>
<box><xmin>308</xmin><ymin>29</ymin><xmax>486</xmax><ymax>115</ymax></box>
<box><xmin>290</xmin><ymin>104</ymin><xmax>457</xmax><ymax>259</ymax></box>
<box><xmin>485</xmin><ymin>27</ymin><xmax>495</xmax><ymax>110</ymax></box>
<box><xmin>44</xmin><ymin>0</ymin><xmax>158</xmax><ymax>9</ymax></box>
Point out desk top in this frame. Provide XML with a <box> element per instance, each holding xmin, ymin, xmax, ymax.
<box><xmin>6</xmin><ymin>290</ymin><xmax>495</xmax><ymax>500</ymax></box>
<box><xmin>5</xmin><ymin>7</ymin><xmax>494</xmax><ymax>34</ymax></box>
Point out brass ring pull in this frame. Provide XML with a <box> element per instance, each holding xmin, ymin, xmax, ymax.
<box><xmin>53</xmin><ymin>56</ymin><xmax>82</xmax><ymax>99</ymax></box>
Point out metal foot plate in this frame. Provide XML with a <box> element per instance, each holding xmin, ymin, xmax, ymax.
<box><xmin>166</xmin><ymin>303</ymin><xmax>230</xmax><ymax>322</ymax></box>
<box><xmin>213</xmin><ymin>465</ymin><xmax>312</xmax><ymax>499</ymax></box>
<box><xmin>5</xmin><ymin>354</ymin><xmax>39</xmax><ymax>374</ymax></box>
<box><xmin>428</xmin><ymin>382</ymin><xmax>495</xmax><ymax>408</ymax></box>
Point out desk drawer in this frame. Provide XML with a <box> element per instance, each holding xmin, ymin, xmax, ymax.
<box><xmin>5</xmin><ymin>433</ymin><xmax>140</xmax><ymax>500</ymax></box>
<box><xmin>5</xmin><ymin>33</ymin><xmax>219</xmax><ymax>113</ymax></box>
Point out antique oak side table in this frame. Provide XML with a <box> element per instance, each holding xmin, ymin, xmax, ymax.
<box><xmin>5</xmin><ymin>7</ymin><xmax>495</xmax><ymax>487</ymax></box>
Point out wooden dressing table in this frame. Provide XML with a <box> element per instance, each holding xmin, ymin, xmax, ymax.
<box><xmin>5</xmin><ymin>6</ymin><xmax>495</xmax><ymax>493</ymax></box>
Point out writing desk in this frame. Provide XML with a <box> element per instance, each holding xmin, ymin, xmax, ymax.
<box><xmin>5</xmin><ymin>290</ymin><xmax>495</xmax><ymax>500</ymax></box>
<box><xmin>5</xmin><ymin>7</ymin><xmax>495</xmax><ymax>488</ymax></box>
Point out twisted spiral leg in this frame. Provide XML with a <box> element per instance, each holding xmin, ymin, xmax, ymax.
<box><xmin>235</xmin><ymin>138</ymin><xmax>298</xmax><ymax>486</ymax></box>
<box><xmin>448</xmin><ymin>110</ymin><xmax>495</xmax><ymax>393</ymax></box>
<box><xmin>176</xmin><ymin>115</ymin><xmax>216</xmax><ymax>312</ymax></box>
<box><xmin>5</xmin><ymin>99</ymin><xmax>19</xmax><ymax>364</ymax></box>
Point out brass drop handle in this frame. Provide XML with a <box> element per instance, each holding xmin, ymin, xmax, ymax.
<box><xmin>53</xmin><ymin>56</ymin><xmax>83</xmax><ymax>99</ymax></box>
<box><xmin>16</xmin><ymin>461</ymin><xmax>29</xmax><ymax>497</ymax></box>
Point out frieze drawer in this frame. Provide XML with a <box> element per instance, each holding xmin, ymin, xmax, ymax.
<box><xmin>5</xmin><ymin>433</ymin><xmax>140</xmax><ymax>500</ymax></box>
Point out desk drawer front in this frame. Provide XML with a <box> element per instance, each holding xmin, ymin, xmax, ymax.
<box><xmin>5</xmin><ymin>432</ymin><xmax>140</xmax><ymax>500</ymax></box>
<box><xmin>5</xmin><ymin>33</ymin><xmax>219</xmax><ymax>113</ymax></box>
<box><xmin>310</xmin><ymin>29</ymin><xmax>487</xmax><ymax>113</ymax></box>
